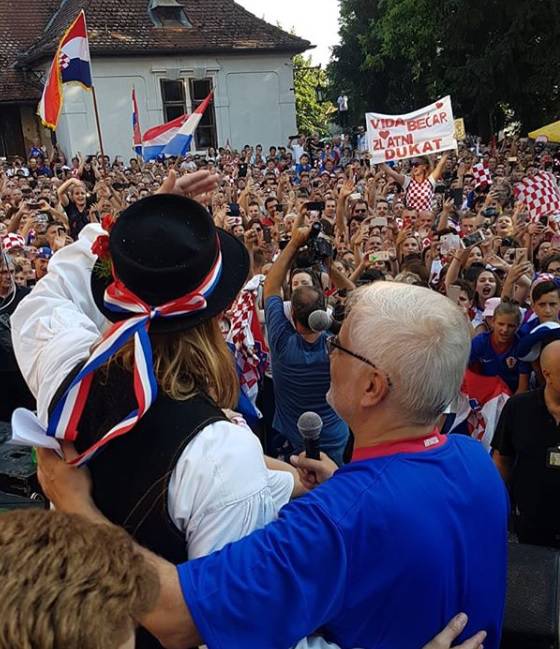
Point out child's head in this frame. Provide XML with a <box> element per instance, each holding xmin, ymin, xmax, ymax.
<box><xmin>531</xmin><ymin>280</ymin><xmax>560</xmax><ymax>323</ymax></box>
<box><xmin>0</xmin><ymin>510</ymin><xmax>159</xmax><ymax>649</ymax></box>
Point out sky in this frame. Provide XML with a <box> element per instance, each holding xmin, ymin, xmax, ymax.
<box><xmin>235</xmin><ymin>0</ymin><xmax>341</xmax><ymax>66</ymax></box>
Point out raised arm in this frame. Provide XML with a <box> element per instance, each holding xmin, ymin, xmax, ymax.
<box><xmin>335</xmin><ymin>178</ymin><xmax>355</xmax><ymax>244</ymax></box>
<box><xmin>444</xmin><ymin>247</ymin><xmax>469</xmax><ymax>294</ymax></box>
<box><xmin>39</xmin><ymin>199</ymin><xmax>68</xmax><ymax>228</ymax></box>
<box><xmin>264</xmin><ymin>222</ymin><xmax>310</xmax><ymax>300</ymax></box>
<box><xmin>436</xmin><ymin>198</ymin><xmax>454</xmax><ymax>232</ymax></box>
<box><xmin>57</xmin><ymin>177</ymin><xmax>79</xmax><ymax>208</ymax></box>
<box><xmin>380</xmin><ymin>163</ymin><xmax>406</xmax><ymax>187</ymax></box>
<box><xmin>7</xmin><ymin>203</ymin><xmax>27</xmax><ymax>233</ymax></box>
<box><xmin>431</xmin><ymin>152</ymin><xmax>449</xmax><ymax>182</ymax></box>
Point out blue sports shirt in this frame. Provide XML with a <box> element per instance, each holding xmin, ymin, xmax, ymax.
<box><xmin>178</xmin><ymin>434</ymin><xmax>509</xmax><ymax>649</ymax></box>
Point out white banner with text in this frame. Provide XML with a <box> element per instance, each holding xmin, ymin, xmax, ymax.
<box><xmin>366</xmin><ymin>96</ymin><xmax>457</xmax><ymax>164</ymax></box>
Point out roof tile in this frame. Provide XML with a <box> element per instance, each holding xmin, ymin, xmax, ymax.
<box><xmin>0</xmin><ymin>0</ymin><xmax>59</xmax><ymax>101</ymax></box>
<box><xmin>22</xmin><ymin>0</ymin><xmax>311</xmax><ymax>61</ymax></box>
<box><xmin>1</xmin><ymin>0</ymin><xmax>310</xmax><ymax>102</ymax></box>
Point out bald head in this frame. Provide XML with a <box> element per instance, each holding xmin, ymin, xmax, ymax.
<box><xmin>541</xmin><ymin>340</ymin><xmax>560</xmax><ymax>376</ymax></box>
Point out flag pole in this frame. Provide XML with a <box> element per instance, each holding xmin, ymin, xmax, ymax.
<box><xmin>80</xmin><ymin>11</ymin><xmax>106</xmax><ymax>175</ymax></box>
<box><xmin>91</xmin><ymin>85</ymin><xmax>107</xmax><ymax>175</ymax></box>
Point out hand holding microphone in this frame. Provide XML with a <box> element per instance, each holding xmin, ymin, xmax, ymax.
<box><xmin>290</xmin><ymin>452</ymin><xmax>339</xmax><ymax>490</ymax></box>
<box><xmin>297</xmin><ymin>411</ymin><xmax>323</xmax><ymax>460</ymax></box>
<box><xmin>292</xmin><ymin>412</ymin><xmax>338</xmax><ymax>489</ymax></box>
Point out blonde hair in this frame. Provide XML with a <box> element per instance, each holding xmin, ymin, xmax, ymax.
<box><xmin>108</xmin><ymin>316</ymin><xmax>238</xmax><ymax>409</ymax></box>
<box><xmin>0</xmin><ymin>510</ymin><xmax>159</xmax><ymax>649</ymax></box>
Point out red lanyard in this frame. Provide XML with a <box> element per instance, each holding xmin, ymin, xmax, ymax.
<box><xmin>352</xmin><ymin>430</ymin><xmax>446</xmax><ymax>462</ymax></box>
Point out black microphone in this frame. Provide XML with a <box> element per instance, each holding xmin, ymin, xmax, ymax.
<box><xmin>297</xmin><ymin>411</ymin><xmax>323</xmax><ymax>460</ymax></box>
<box><xmin>308</xmin><ymin>309</ymin><xmax>342</xmax><ymax>335</ymax></box>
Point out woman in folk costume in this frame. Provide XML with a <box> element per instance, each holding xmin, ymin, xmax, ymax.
<box><xmin>382</xmin><ymin>153</ymin><xmax>449</xmax><ymax>212</ymax></box>
<box><xmin>12</xmin><ymin>171</ymin><xmax>301</xmax><ymax>649</ymax></box>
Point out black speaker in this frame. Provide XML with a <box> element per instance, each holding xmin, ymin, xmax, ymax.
<box><xmin>0</xmin><ymin>490</ymin><xmax>46</xmax><ymax>512</ymax></box>
<box><xmin>0</xmin><ymin>422</ymin><xmax>45</xmax><ymax>504</ymax></box>
<box><xmin>502</xmin><ymin>542</ymin><xmax>560</xmax><ymax>649</ymax></box>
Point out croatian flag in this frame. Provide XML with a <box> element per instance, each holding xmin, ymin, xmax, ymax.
<box><xmin>59</xmin><ymin>11</ymin><xmax>92</xmax><ymax>88</ymax></box>
<box><xmin>471</xmin><ymin>162</ymin><xmax>493</xmax><ymax>188</ymax></box>
<box><xmin>449</xmin><ymin>369</ymin><xmax>511</xmax><ymax>450</ymax></box>
<box><xmin>226</xmin><ymin>275</ymin><xmax>269</xmax><ymax>422</ymax></box>
<box><xmin>141</xmin><ymin>113</ymin><xmax>189</xmax><ymax>161</ymax></box>
<box><xmin>132</xmin><ymin>87</ymin><xmax>142</xmax><ymax>155</ymax></box>
<box><xmin>161</xmin><ymin>92</ymin><xmax>213</xmax><ymax>157</ymax></box>
<box><xmin>37</xmin><ymin>10</ymin><xmax>92</xmax><ymax>129</ymax></box>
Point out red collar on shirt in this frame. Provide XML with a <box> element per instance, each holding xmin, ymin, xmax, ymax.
<box><xmin>351</xmin><ymin>429</ymin><xmax>446</xmax><ymax>462</ymax></box>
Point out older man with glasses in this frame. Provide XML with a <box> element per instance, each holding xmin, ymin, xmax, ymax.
<box><xmin>39</xmin><ymin>281</ymin><xmax>508</xmax><ymax>649</ymax></box>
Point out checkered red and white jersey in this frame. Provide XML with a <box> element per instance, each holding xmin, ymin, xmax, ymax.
<box><xmin>471</xmin><ymin>162</ymin><xmax>493</xmax><ymax>188</ymax></box>
<box><xmin>404</xmin><ymin>176</ymin><xmax>435</xmax><ymax>211</ymax></box>
<box><xmin>1</xmin><ymin>232</ymin><xmax>25</xmax><ymax>252</ymax></box>
<box><xmin>514</xmin><ymin>172</ymin><xmax>560</xmax><ymax>221</ymax></box>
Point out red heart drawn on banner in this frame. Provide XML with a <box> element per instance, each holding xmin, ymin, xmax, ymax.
<box><xmin>436</xmin><ymin>101</ymin><xmax>444</xmax><ymax>109</ymax></box>
<box><xmin>379</xmin><ymin>130</ymin><xmax>390</xmax><ymax>139</ymax></box>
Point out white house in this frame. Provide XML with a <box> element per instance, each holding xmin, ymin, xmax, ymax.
<box><xmin>0</xmin><ymin>0</ymin><xmax>311</xmax><ymax>158</ymax></box>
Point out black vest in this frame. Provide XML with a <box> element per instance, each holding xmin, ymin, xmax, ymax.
<box><xmin>70</xmin><ymin>363</ymin><xmax>227</xmax><ymax>648</ymax></box>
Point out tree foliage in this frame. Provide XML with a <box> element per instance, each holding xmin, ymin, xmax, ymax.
<box><xmin>328</xmin><ymin>0</ymin><xmax>560</xmax><ymax>138</ymax></box>
<box><xmin>293</xmin><ymin>54</ymin><xmax>335</xmax><ymax>136</ymax></box>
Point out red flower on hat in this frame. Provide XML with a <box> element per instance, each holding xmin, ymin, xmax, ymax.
<box><xmin>92</xmin><ymin>234</ymin><xmax>110</xmax><ymax>260</ymax></box>
<box><xmin>101</xmin><ymin>213</ymin><xmax>116</xmax><ymax>233</ymax></box>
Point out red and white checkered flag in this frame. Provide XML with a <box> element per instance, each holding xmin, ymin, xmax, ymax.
<box><xmin>226</xmin><ymin>276</ymin><xmax>269</xmax><ymax>414</ymax></box>
<box><xmin>514</xmin><ymin>172</ymin><xmax>560</xmax><ymax>222</ymax></box>
<box><xmin>471</xmin><ymin>162</ymin><xmax>493</xmax><ymax>188</ymax></box>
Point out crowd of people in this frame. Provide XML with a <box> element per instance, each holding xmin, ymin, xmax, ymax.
<box><xmin>1</xmin><ymin>128</ymin><xmax>560</xmax><ymax>648</ymax></box>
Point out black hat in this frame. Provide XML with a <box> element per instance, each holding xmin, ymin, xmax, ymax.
<box><xmin>91</xmin><ymin>194</ymin><xmax>249</xmax><ymax>333</ymax></box>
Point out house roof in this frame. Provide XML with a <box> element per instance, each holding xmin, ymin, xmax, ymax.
<box><xmin>21</xmin><ymin>0</ymin><xmax>311</xmax><ymax>62</ymax></box>
<box><xmin>0</xmin><ymin>0</ymin><xmax>59</xmax><ymax>102</ymax></box>
<box><xmin>0</xmin><ymin>0</ymin><xmax>311</xmax><ymax>102</ymax></box>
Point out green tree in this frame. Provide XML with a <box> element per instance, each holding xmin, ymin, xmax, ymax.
<box><xmin>329</xmin><ymin>0</ymin><xmax>560</xmax><ymax>138</ymax></box>
<box><xmin>293</xmin><ymin>54</ymin><xmax>335</xmax><ymax>135</ymax></box>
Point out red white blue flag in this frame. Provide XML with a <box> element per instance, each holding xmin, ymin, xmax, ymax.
<box><xmin>47</xmin><ymin>237</ymin><xmax>223</xmax><ymax>466</ymax></box>
<box><xmin>141</xmin><ymin>113</ymin><xmax>189</xmax><ymax>161</ymax></box>
<box><xmin>37</xmin><ymin>11</ymin><xmax>92</xmax><ymax>129</ymax></box>
<box><xmin>58</xmin><ymin>11</ymin><xmax>92</xmax><ymax>88</ymax></box>
<box><xmin>450</xmin><ymin>369</ymin><xmax>511</xmax><ymax>450</ymax></box>
<box><xmin>161</xmin><ymin>91</ymin><xmax>213</xmax><ymax>157</ymax></box>
<box><xmin>132</xmin><ymin>87</ymin><xmax>142</xmax><ymax>155</ymax></box>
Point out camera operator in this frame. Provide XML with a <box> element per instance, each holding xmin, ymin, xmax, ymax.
<box><xmin>263</xmin><ymin>217</ymin><xmax>349</xmax><ymax>465</ymax></box>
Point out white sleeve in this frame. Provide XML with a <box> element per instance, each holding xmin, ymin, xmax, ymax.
<box><xmin>402</xmin><ymin>174</ymin><xmax>412</xmax><ymax>190</ymax></box>
<box><xmin>10</xmin><ymin>223</ymin><xmax>109</xmax><ymax>426</ymax></box>
<box><xmin>168</xmin><ymin>420</ymin><xmax>293</xmax><ymax>559</ymax></box>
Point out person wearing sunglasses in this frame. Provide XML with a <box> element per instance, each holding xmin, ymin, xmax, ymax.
<box><xmin>382</xmin><ymin>153</ymin><xmax>449</xmax><ymax>212</ymax></box>
<box><xmin>351</xmin><ymin>199</ymin><xmax>369</xmax><ymax>220</ymax></box>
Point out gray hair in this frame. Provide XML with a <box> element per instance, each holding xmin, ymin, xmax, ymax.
<box><xmin>347</xmin><ymin>282</ymin><xmax>471</xmax><ymax>426</ymax></box>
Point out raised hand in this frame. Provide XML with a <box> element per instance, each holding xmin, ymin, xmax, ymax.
<box><xmin>157</xmin><ymin>169</ymin><xmax>220</xmax><ymax>202</ymax></box>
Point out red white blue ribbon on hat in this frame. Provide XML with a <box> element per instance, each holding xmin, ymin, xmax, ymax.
<box><xmin>47</xmin><ymin>244</ymin><xmax>223</xmax><ymax>466</ymax></box>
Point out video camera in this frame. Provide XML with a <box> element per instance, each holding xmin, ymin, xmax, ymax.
<box><xmin>296</xmin><ymin>221</ymin><xmax>334</xmax><ymax>266</ymax></box>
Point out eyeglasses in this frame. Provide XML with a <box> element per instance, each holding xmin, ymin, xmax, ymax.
<box><xmin>354</xmin><ymin>208</ymin><xmax>367</xmax><ymax>214</ymax></box>
<box><xmin>326</xmin><ymin>335</ymin><xmax>393</xmax><ymax>388</ymax></box>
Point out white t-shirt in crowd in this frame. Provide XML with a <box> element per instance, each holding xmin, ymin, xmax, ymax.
<box><xmin>337</xmin><ymin>95</ymin><xmax>348</xmax><ymax>112</ymax></box>
<box><xmin>290</xmin><ymin>142</ymin><xmax>306</xmax><ymax>163</ymax></box>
